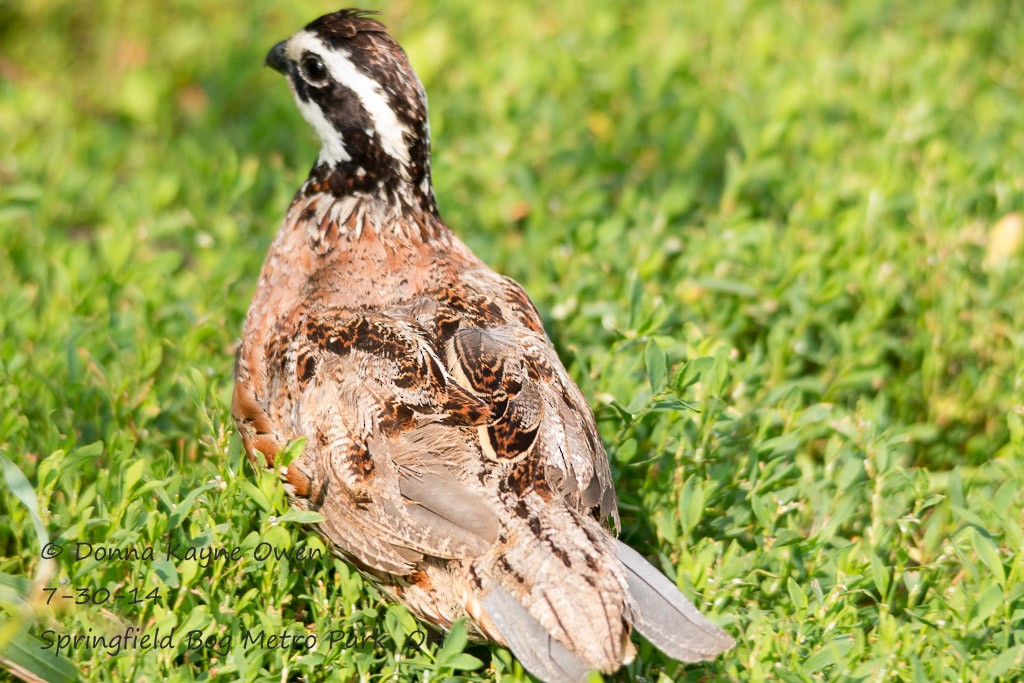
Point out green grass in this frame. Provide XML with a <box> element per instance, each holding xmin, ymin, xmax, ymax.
<box><xmin>2</xmin><ymin>0</ymin><xmax>1023</xmax><ymax>681</ymax></box>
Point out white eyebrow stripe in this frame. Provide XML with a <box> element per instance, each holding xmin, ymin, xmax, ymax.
<box><xmin>288</xmin><ymin>31</ymin><xmax>412</xmax><ymax>173</ymax></box>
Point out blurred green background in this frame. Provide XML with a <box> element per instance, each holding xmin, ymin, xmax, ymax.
<box><xmin>1</xmin><ymin>0</ymin><xmax>1023</xmax><ymax>681</ymax></box>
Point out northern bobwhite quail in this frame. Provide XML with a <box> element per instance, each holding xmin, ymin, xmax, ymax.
<box><xmin>232</xmin><ymin>9</ymin><xmax>734</xmax><ymax>682</ymax></box>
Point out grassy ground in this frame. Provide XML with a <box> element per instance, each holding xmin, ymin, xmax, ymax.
<box><xmin>2</xmin><ymin>0</ymin><xmax>1023</xmax><ymax>681</ymax></box>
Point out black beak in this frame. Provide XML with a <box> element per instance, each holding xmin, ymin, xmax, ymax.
<box><xmin>265</xmin><ymin>40</ymin><xmax>289</xmax><ymax>75</ymax></box>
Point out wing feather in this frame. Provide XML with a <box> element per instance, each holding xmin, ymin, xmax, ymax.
<box><xmin>268</xmin><ymin>310</ymin><xmax>498</xmax><ymax>573</ymax></box>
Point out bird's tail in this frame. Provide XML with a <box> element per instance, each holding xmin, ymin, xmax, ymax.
<box><xmin>471</xmin><ymin>501</ymin><xmax>733</xmax><ymax>683</ymax></box>
<box><xmin>615</xmin><ymin>539</ymin><xmax>735</xmax><ymax>662</ymax></box>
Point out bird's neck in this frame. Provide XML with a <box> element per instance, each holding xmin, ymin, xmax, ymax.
<box><xmin>303</xmin><ymin>134</ymin><xmax>438</xmax><ymax>216</ymax></box>
<box><xmin>248</xmin><ymin>187</ymin><xmax>477</xmax><ymax>323</ymax></box>
<box><xmin>286</xmin><ymin>177</ymin><xmax>449</xmax><ymax>253</ymax></box>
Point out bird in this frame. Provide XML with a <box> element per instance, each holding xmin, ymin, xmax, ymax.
<box><xmin>232</xmin><ymin>9</ymin><xmax>734</xmax><ymax>682</ymax></box>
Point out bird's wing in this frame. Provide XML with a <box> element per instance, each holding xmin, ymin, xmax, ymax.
<box><xmin>254</xmin><ymin>308</ymin><xmax>502</xmax><ymax>575</ymax></box>
<box><xmin>416</xmin><ymin>270</ymin><xmax>619</xmax><ymax>528</ymax></box>
<box><xmin>443</xmin><ymin>323</ymin><xmax>618</xmax><ymax>525</ymax></box>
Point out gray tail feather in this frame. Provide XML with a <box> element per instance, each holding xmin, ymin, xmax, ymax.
<box><xmin>481</xmin><ymin>584</ymin><xmax>593</xmax><ymax>683</ymax></box>
<box><xmin>616</xmin><ymin>540</ymin><xmax>735</xmax><ymax>662</ymax></box>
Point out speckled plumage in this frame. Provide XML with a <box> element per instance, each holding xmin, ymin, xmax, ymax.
<box><xmin>233</xmin><ymin>9</ymin><xmax>733</xmax><ymax>681</ymax></box>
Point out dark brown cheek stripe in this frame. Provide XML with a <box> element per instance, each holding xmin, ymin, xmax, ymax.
<box><xmin>292</xmin><ymin>74</ymin><xmax>312</xmax><ymax>103</ymax></box>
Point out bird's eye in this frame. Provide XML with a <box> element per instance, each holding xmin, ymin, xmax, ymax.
<box><xmin>301</xmin><ymin>56</ymin><xmax>328</xmax><ymax>84</ymax></box>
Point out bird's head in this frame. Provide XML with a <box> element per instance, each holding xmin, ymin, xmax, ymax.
<box><xmin>266</xmin><ymin>9</ymin><xmax>435</xmax><ymax>212</ymax></box>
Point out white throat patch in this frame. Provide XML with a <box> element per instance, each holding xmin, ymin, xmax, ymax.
<box><xmin>287</xmin><ymin>32</ymin><xmax>412</xmax><ymax>173</ymax></box>
<box><xmin>293</xmin><ymin>92</ymin><xmax>352</xmax><ymax>166</ymax></box>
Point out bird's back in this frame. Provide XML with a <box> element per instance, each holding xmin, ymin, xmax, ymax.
<box><xmin>233</xmin><ymin>191</ymin><xmax>633</xmax><ymax>668</ymax></box>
